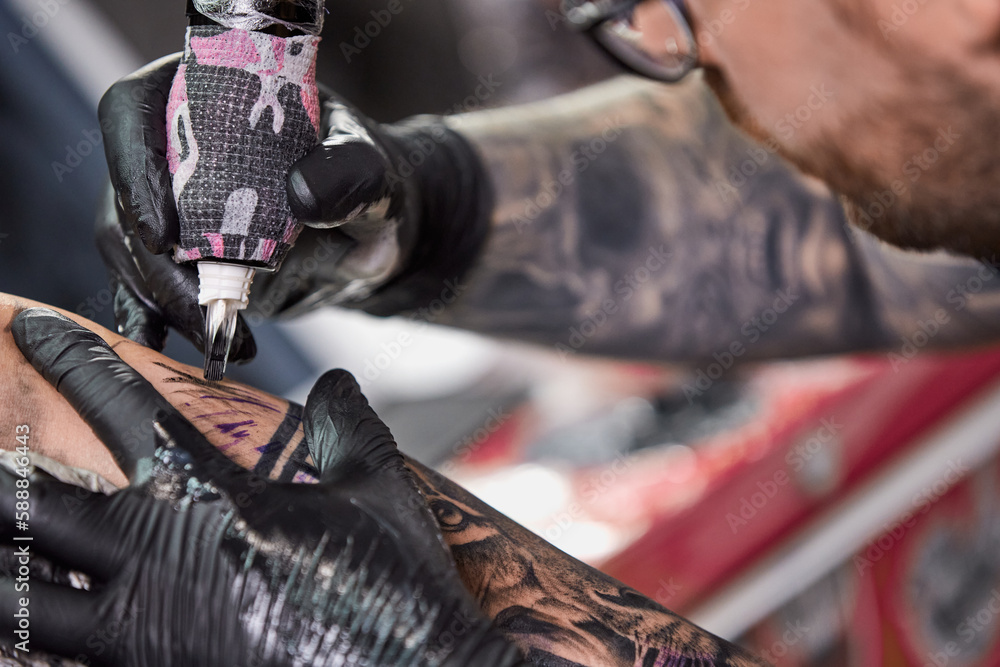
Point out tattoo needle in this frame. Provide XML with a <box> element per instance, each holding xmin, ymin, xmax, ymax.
<box><xmin>199</xmin><ymin>262</ymin><xmax>255</xmax><ymax>382</ymax></box>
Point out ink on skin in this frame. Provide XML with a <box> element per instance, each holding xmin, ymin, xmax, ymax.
<box><xmin>216</xmin><ymin>420</ymin><xmax>254</xmax><ymax>435</ymax></box>
<box><xmin>254</xmin><ymin>402</ymin><xmax>304</xmax><ymax>478</ymax></box>
<box><xmin>153</xmin><ymin>361</ymin><xmax>282</xmax><ymax>413</ymax></box>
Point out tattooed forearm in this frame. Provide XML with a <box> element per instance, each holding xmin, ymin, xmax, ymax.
<box><xmin>238</xmin><ymin>410</ymin><xmax>768</xmax><ymax>666</ymax></box>
<box><xmin>436</xmin><ymin>75</ymin><xmax>1000</xmax><ymax>362</ymax></box>
<box><xmin>405</xmin><ymin>459</ymin><xmax>770</xmax><ymax>667</ymax></box>
<box><xmin>0</xmin><ymin>293</ymin><xmax>764</xmax><ymax>666</ymax></box>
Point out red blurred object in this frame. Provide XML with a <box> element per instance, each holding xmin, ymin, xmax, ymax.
<box><xmin>446</xmin><ymin>345</ymin><xmax>1000</xmax><ymax>665</ymax></box>
<box><xmin>594</xmin><ymin>347</ymin><xmax>1000</xmax><ymax>666</ymax></box>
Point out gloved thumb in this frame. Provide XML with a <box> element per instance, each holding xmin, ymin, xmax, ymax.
<box><xmin>303</xmin><ymin>369</ymin><xmax>402</xmax><ymax>483</ymax></box>
<box><xmin>287</xmin><ymin>141</ymin><xmax>390</xmax><ymax>229</ymax></box>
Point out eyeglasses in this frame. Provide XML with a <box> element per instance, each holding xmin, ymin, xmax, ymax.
<box><xmin>562</xmin><ymin>0</ymin><xmax>699</xmax><ymax>83</ymax></box>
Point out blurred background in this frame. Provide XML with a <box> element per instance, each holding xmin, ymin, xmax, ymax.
<box><xmin>4</xmin><ymin>0</ymin><xmax>1000</xmax><ymax>664</ymax></box>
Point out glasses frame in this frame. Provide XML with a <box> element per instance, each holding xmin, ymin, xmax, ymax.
<box><xmin>562</xmin><ymin>0</ymin><xmax>700</xmax><ymax>83</ymax></box>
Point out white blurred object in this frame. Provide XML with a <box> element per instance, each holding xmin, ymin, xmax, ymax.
<box><xmin>457</xmin><ymin>462</ymin><xmax>635</xmax><ymax>562</ymax></box>
<box><xmin>550</xmin><ymin>521</ymin><xmax>624</xmax><ymax>562</ymax></box>
<box><xmin>463</xmin><ymin>463</ymin><xmax>572</xmax><ymax>523</ymax></box>
<box><xmin>277</xmin><ymin>308</ymin><xmax>501</xmax><ymax>406</ymax></box>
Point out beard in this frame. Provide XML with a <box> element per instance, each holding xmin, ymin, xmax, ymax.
<box><xmin>703</xmin><ymin>61</ymin><xmax>1000</xmax><ymax>262</ymax></box>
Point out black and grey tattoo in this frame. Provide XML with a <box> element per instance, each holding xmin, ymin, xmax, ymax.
<box><xmin>406</xmin><ymin>460</ymin><xmax>770</xmax><ymax>667</ymax></box>
<box><xmin>434</xmin><ymin>75</ymin><xmax>1000</xmax><ymax>364</ymax></box>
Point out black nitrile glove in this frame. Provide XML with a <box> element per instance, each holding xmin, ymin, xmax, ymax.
<box><xmin>1</xmin><ymin>308</ymin><xmax>524</xmax><ymax>667</ymax></box>
<box><xmin>98</xmin><ymin>55</ymin><xmax>491</xmax><ymax>362</ymax></box>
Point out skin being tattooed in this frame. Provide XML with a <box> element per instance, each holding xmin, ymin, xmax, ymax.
<box><xmin>438</xmin><ymin>75</ymin><xmax>1000</xmax><ymax>363</ymax></box>
<box><xmin>1</xmin><ymin>294</ymin><xmax>768</xmax><ymax>666</ymax></box>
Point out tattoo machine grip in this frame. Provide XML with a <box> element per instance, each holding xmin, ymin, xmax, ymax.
<box><xmin>167</xmin><ymin>24</ymin><xmax>322</xmax><ymax>269</ymax></box>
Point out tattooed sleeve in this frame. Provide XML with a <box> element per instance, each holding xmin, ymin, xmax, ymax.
<box><xmin>405</xmin><ymin>460</ymin><xmax>770</xmax><ymax>667</ymax></box>
<box><xmin>433</xmin><ymin>75</ymin><xmax>1000</xmax><ymax>363</ymax></box>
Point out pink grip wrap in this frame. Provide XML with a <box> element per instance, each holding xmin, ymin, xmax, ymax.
<box><xmin>167</xmin><ymin>25</ymin><xmax>321</xmax><ymax>269</ymax></box>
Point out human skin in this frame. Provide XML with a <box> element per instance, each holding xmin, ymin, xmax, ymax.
<box><xmin>682</xmin><ymin>0</ymin><xmax>1000</xmax><ymax>257</ymax></box>
<box><xmin>0</xmin><ymin>294</ymin><xmax>768</xmax><ymax>667</ymax></box>
<box><xmin>0</xmin><ymin>294</ymin><xmax>299</xmax><ymax>489</ymax></box>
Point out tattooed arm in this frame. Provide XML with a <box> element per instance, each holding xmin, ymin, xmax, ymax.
<box><xmin>97</xmin><ymin>60</ymin><xmax>1000</xmax><ymax>365</ymax></box>
<box><xmin>404</xmin><ymin>460</ymin><xmax>768</xmax><ymax>667</ymax></box>
<box><xmin>428</xmin><ymin>74</ymin><xmax>1000</xmax><ymax>363</ymax></box>
<box><xmin>1</xmin><ymin>293</ymin><xmax>767</xmax><ymax>667</ymax></box>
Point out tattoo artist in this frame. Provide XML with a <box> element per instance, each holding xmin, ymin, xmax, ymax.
<box><xmin>97</xmin><ymin>0</ymin><xmax>1000</xmax><ymax>364</ymax></box>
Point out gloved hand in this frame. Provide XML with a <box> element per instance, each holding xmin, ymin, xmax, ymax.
<box><xmin>1</xmin><ymin>308</ymin><xmax>523</xmax><ymax>667</ymax></box>
<box><xmin>98</xmin><ymin>55</ymin><xmax>491</xmax><ymax>361</ymax></box>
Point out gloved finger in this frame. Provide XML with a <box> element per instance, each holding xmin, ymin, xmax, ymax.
<box><xmin>286</xmin><ymin>136</ymin><xmax>390</xmax><ymax>227</ymax></box>
<box><xmin>99</xmin><ymin>53</ymin><xmax>181</xmax><ymax>254</ymax></box>
<box><xmin>96</xmin><ymin>183</ymin><xmax>167</xmax><ymax>334</ymax></box>
<box><xmin>251</xmin><ymin>225</ymin><xmax>355</xmax><ymax>317</ymax></box>
<box><xmin>0</xmin><ymin>578</ymin><xmax>100</xmax><ymax>660</ymax></box>
<box><xmin>326</xmin><ymin>217</ymin><xmax>403</xmax><ymax>284</ymax></box>
<box><xmin>303</xmin><ymin>369</ymin><xmax>400</xmax><ymax>484</ymax></box>
<box><xmin>0</xmin><ymin>467</ymin><xmax>123</xmax><ymax>581</ymax></box>
<box><xmin>110</xmin><ymin>275</ymin><xmax>168</xmax><ymax>352</ymax></box>
<box><xmin>11</xmin><ymin>308</ymin><xmax>179</xmax><ymax>480</ymax></box>
<box><xmin>96</xmin><ymin>185</ymin><xmax>256</xmax><ymax>361</ymax></box>
<box><xmin>303</xmin><ymin>372</ymin><xmax>471</xmax><ymax>594</ymax></box>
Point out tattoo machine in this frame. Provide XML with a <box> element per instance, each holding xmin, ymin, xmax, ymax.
<box><xmin>166</xmin><ymin>0</ymin><xmax>325</xmax><ymax>381</ymax></box>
